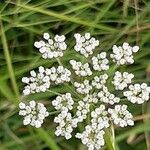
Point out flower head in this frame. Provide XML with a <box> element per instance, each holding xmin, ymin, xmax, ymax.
<box><xmin>112</xmin><ymin>71</ymin><xmax>134</xmax><ymax>90</ymax></box>
<box><xmin>123</xmin><ymin>83</ymin><xmax>150</xmax><ymax>104</ymax></box>
<box><xmin>92</xmin><ymin>52</ymin><xmax>109</xmax><ymax>71</ymax></box>
<box><xmin>110</xmin><ymin>42</ymin><xmax>139</xmax><ymax>65</ymax></box>
<box><xmin>22</xmin><ymin>66</ymin><xmax>71</xmax><ymax>95</ymax></box>
<box><xmin>34</xmin><ymin>33</ymin><xmax>67</xmax><ymax>59</ymax></box>
<box><xmin>70</xmin><ymin>60</ymin><xmax>92</xmax><ymax>76</ymax></box>
<box><xmin>19</xmin><ymin>101</ymin><xmax>49</xmax><ymax>128</ymax></box>
<box><xmin>108</xmin><ymin>105</ymin><xmax>134</xmax><ymax>127</ymax></box>
<box><xmin>74</xmin><ymin>33</ymin><xmax>99</xmax><ymax>57</ymax></box>
<box><xmin>20</xmin><ymin>33</ymin><xmax>150</xmax><ymax>150</ymax></box>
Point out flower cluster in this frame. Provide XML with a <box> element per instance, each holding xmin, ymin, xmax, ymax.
<box><xmin>70</xmin><ymin>60</ymin><xmax>92</xmax><ymax>76</ymax></box>
<box><xmin>76</xmin><ymin>126</ymin><xmax>105</xmax><ymax>150</ymax></box>
<box><xmin>52</xmin><ymin>93</ymin><xmax>74</xmax><ymax>112</ymax></box>
<box><xmin>54</xmin><ymin>111</ymin><xmax>75</xmax><ymax>139</ymax></box>
<box><xmin>74</xmin><ymin>33</ymin><xmax>99</xmax><ymax>57</ymax></box>
<box><xmin>108</xmin><ymin>105</ymin><xmax>134</xmax><ymax>127</ymax></box>
<box><xmin>98</xmin><ymin>86</ymin><xmax>120</xmax><ymax>105</ymax></box>
<box><xmin>75</xmin><ymin>94</ymin><xmax>98</xmax><ymax>123</ymax></box>
<box><xmin>123</xmin><ymin>83</ymin><xmax>150</xmax><ymax>104</ymax></box>
<box><xmin>34</xmin><ymin>33</ymin><xmax>67</xmax><ymax>59</ymax></box>
<box><xmin>92</xmin><ymin>52</ymin><xmax>109</xmax><ymax>71</ymax></box>
<box><xmin>19</xmin><ymin>101</ymin><xmax>49</xmax><ymax>128</ymax></box>
<box><xmin>112</xmin><ymin>71</ymin><xmax>134</xmax><ymax>90</ymax></box>
<box><xmin>19</xmin><ymin>32</ymin><xmax>150</xmax><ymax>150</ymax></box>
<box><xmin>74</xmin><ymin>80</ymin><xmax>92</xmax><ymax>94</ymax></box>
<box><xmin>22</xmin><ymin>66</ymin><xmax>71</xmax><ymax>95</ymax></box>
<box><xmin>76</xmin><ymin>105</ymin><xmax>109</xmax><ymax>150</ymax></box>
<box><xmin>91</xmin><ymin>74</ymin><xmax>108</xmax><ymax>89</ymax></box>
<box><xmin>110</xmin><ymin>42</ymin><xmax>139</xmax><ymax>65</ymax></box>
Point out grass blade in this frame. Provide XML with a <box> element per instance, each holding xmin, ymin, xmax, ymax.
<box><xmin>36</xmin><ymin>128</ymin><xmax>60</xmax><ymax>150</ymax></box>
<box><xmin>0</xmin><ymin>21</ymin><xmax>20</xmax><ymax>104</ymax></box>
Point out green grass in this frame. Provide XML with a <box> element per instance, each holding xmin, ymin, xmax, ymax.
<box><xmin>0</xmin><ymin>0</ymin><xmax>150</xmax><ymax>150</ymax></box>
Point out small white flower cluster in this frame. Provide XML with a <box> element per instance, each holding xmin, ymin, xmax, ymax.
<box><xmin>110</xmin><ymin>42</ymin><xmax>139</xmax><ymax>65</ymax></box>
<box><xmin>76</xmin><ymin>100</ymin><xmax>90</xmax><ymax>122</ymax></box>
<box><xmin>53</xmin><ymin>93</ymin><xmax>79</xmax><ymax>139</ymax></box>
<box><xmin>46</xmin><ymin>66</ymin><xmax>71</xmax><ymax>84</ymax></box>
<box><xmin>98</xmin><ymin>86</ymin><xmax>120</xmax><ymax>105</ymax></box>
<box><xmin>91</xmin><ymin>74</ymin><xmax>108</xmax><ymax>89</ymax></box>
<box><xmin>92</xmin><ymin>52</ymin><xmax>109</xmax><ymax>71</ymax></box>
<box><xmin>74</xmin><ymin>80</ymin><xmax>92</xmax><ymax>94</ymax></box>
<box><xmin>76</xmin><ymin>126</ymin><xmax>105</xmax><ymax>150</ymax></box>
<box><xmin>19</xmin><ymin>101</ymin><xmax>49</xmax><ymax>128</ymax></box>
<box><xmin>52</xmin><ymin>93</ymin><xmax>74</xmax><ymax>112</ymax></box>
<box><xmin>34</xmin><ymin>33</ymin><xmax>67</xmax><ymax>59</ymax></box>
<box><xmin>112</xmin><ymin>71</ymin><xmax>134</xmax><ymax>90</ymax></box>
<box><xmin>22</xmin><ymin>66</ymin><xmax>51</xmax><ymax>95</ymax></box>
<box><xmin>22</xmin><ymin>66</ymin><xmax>71</xmax><ymax>95</ymax></box>
<box><xmin>75</xmin><ymin>93</ymin><xmax>99</xmax><ymax>123</ymax></box>
<box><xmin>74</xmin><ymin>74</ymin><xmax>108</xmax><ymax>95</ymax></box>
<box><xmin>74</xmin><ymin>33</ymin><xmax>99</xmax><ymax>57</ymax></box>
<box><xmin>123</xmin><ymin>83</ymin><xmax>150</xmax><ymax>104</ymax></box>
<box><xmin>76</xmin><ymin>105</ymin><xmax>108</xmax><ymax>150</ymax></box>
<box><xmin>70</xmin><ymin>60</ymin><xmax>92</xmax><ymax>76</ymax></box>
<box><xmin>54</xmin><ymin>111</ymin><xmax>75</xmax><ymax>139</ymax></box>
<box><xmin>108</xmin><ymin>105</ymin><xmax>134</xmax><ymax>127</ymax></box>
<box><xmin>91</xmin><ymin>105</ymin><xmax>110</xmax><ymax>130</ymax></box>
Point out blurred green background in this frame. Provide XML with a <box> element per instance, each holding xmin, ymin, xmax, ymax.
<box><xmin>0</xmin><ymin>0</ymin><xmax>150</xmax><ymax>150</ymax></box>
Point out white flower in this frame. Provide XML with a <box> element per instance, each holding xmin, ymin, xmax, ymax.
<box><xmin>19</xmin><ymin>100</ymin><xmax>49</xmax><ymax>128</ymax></box>
<box><xmin>22</xmin><ymin>66</ymin><xmax>71</xmax><ymax>95</ymax></box>
<box><xmin>74</xmin><ymin>33</ymin><xmax>99</xmax><ymax>57</ymax></box>
<box><xmin>110</xmin><ymin>42</ymin><xmax>139</xmax><ymax>65</ymax></box>
<box><xmin>92</xmin><ymin>52</ymin><xmax>109</xmax><ymax>71</ymax></box>
<box><xmin>91</xmin><ymin>105</ymin><xmax>110</xmax><ymax>130</ymax></box>
<box><xmin>108</xmin><ymin>105</ymin><xmax>134</xmax><ymax>127</ymax></box>
<box><xmin>75</xmin><ymin>93</ymin><xmax>99</xmax><ymax>123</ymax></box>
<box><xmin>123</xmin><ymin>83</ymin><xmax>150</xmax><ymax>104</ymax></box>
<box><xmin>91</xmin><ymin>74</ymin><xmax>108</xmax><ymax>89</ymax></box>
<box><xmin>70</xmin><ymin>60</ymin><xmax>92</xmax><ymax>76</ymax></box>
<box><xmin>20</xmin><ymin>33</ymin><xmax>149</xmax><ymax>150</ymax></box>
<box><xmin>76</xmin><ymin>125</ymin><xmax>105</xmax><ymax>150</ymax></box>
<box><xmin>112</xmin><ymin>71</ymin><xmax>134</xmax><ymax>90</ymax></box>
<box><xmin>34</xmin><ymin>33</ymin><xmax>67</xmax><ymax>59</ymax></box>
<box><xmin>54</xmin><ymin>111</ymin><xmax>74</xmax><ymax>139</ymax></box>
<box><xmin>52</xmin><ymin>93</ymin><xmax>74</xmax><ymax>111</ymax></box>
<box><xmin>74</xmin><ymin>80</ymin><xmax>92</xmax><ymax>94</ymax></box>
<box><xmin>98</xmin><ymin>86</ymin><xmax>120</xmax><ymax>105</ymax></box>
<box><xmin>47</xmin><ymin>66</ymin><xmax>71</xmax><ymax>84</ymax></box>
<box><xmin>22</xmin><ymin>66</ymin><xmax>50</xmax><ymax>95</ymax></box>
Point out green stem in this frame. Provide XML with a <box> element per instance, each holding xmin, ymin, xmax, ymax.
<box><xmin>142</xmin><ymin>102</ymin><xmax>150</xmax><ymax>150</ymax></box>
<box><xmin>104</xmin><ymin>127</ymin><xmax>116</xmax><ymax>150</ymax></box>
<box><xmin>111</xmin><ymin>124</ymin><xmax>116</xmax><ymax>149</ymax></box>
<box><xmin>0</xmin><ymin>21</ymin><xmax>20</xmax><ymax>104</ymax></box>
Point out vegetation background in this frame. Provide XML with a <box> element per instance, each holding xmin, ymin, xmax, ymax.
<box><xmin>0</xmin><ymin>0</ymin><xmax>150</xmax><ymax>150</ymax></box>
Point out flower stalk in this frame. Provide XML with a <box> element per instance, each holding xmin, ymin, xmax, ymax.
<box><xmin>104</xmin><ymin>127</ymin><xmax>116</xmax><ymax>150</ymax></box>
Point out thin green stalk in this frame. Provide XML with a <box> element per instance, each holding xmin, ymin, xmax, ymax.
<box><xmin>9</xmin><ymin>2</ymin><xmax>117</xmax><ymax>32</ymax></box>
<box><xmin>123</xmin><ymin>0</ymin><xmax>129</xmax><ymax>17</ymax></box>
<box><xmin>142</xmin><ymin>102</ymin><xmax>150</xmax><ymax>150</ymax></box>
<box><xmin>111</xmin><ymin>124</ymin><xmax>115</xmax><ymax>149</ymax></box>
<box><xmin>0</xmin><ymin>21</ymin><xmax>20</xmax><ymax>104</ymax></box>
<box><xmin>48</xmin><ymin>89</ymin><xmax>62</xmax><ymax>96</ymax></box>
<box><xmin>104</xmin><ymin>128</ymin><xmax>116</xmax><ymax>150</ymax></box>
<box><xmin>36</xmin><ymin>128</ymin><xmax>60</xmax><ymax>150</ymax></box>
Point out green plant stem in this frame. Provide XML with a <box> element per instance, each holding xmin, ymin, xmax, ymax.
<box><xmin>104</xmin><ymin>127</ymin><xmax>116</xmax><ymax>150</ymax></box>
<box><xmin>111</xmin><ymin>124</ymin><xmax>116</xmax><ymax>149</ymax></box>
<box><xmin>0</xmin><ymin>21</ymin><xmax>20</xmax><ymax>104</ymax></box>
<box><xmin>142</xmin><ymin>102</ymin><xmax>150</xmax><ymax>150</ymax></box>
